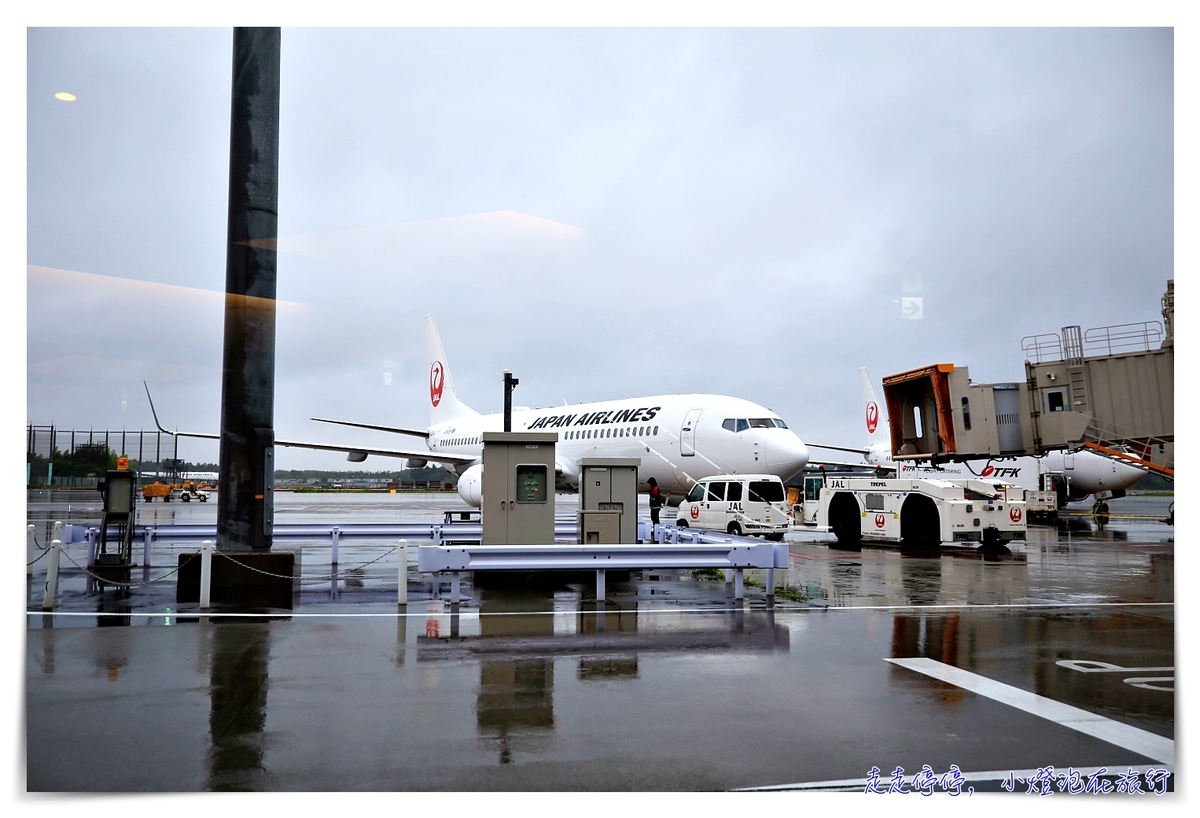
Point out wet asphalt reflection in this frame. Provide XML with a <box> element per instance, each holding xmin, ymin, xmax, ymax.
<box><xmin>26</xmin><ymin>492</ymin><xmax>1173</xmax><ymax>791</ymax></box>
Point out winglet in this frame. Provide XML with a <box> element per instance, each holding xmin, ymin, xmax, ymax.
<box><xmin>143</xmin><ymin>381</ymin><xmax>173</xmax><ymax>435</ymax></box>
<box><xmin>143</xmin><ymin>381</ymin><xmax>220</xmax><ymax>441</ymax></box>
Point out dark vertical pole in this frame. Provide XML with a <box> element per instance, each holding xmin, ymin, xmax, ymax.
<box><xmin>217</xmin><ymin>28</ymin><xmax>281</xmax><ymax>552</ymax></box>
<box><xmin>503</xmin><ymin>371</ymin><xmax>519</xmax><ymax>433</ymax></box>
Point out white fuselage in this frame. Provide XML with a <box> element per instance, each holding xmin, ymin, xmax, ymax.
<box><xmin>426</xmin><ymin>394</ymin><xmax>809</xmax><ymax>497</ymax></box>
<box><xmin>862</xmin><ymin>445</ymin><xmax>1145</xmax><ymax>500</ymax></box>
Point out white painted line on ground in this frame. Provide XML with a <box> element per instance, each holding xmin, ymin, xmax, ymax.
<box><xmin>886</xmin><ymin>657</ymin><xmax>1174</xmax><ymax>764</ymax></box>
<box><xmin>790</xmin><ymin>602</ymin><xmax>1172</xmax><ymax>611</ymax></box>
<box><xmin>737</xmin><ymin>763</ymin><xmax>1172</xmax><ymax>792</ymax></box>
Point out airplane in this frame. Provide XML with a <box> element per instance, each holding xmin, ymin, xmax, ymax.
<box><xmin>806</xmin><ymin>368</ymin><xmax>1147</xmax><ymax>506</ymax></box>
<box><xmin>148</xmin><ymin>314</ymin><xmax>811</xmax><ymax>509</ymax></box>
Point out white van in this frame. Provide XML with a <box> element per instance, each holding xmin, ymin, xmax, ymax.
<box><xmin>676</xmin><ymin>474</ymin><xmax>791</xmax><ymax>540</ymax></box>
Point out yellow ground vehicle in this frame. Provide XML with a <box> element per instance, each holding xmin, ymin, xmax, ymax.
<box><xmin>142</xmin><ymin>482</ymin><xmax>172</xmax><ymax>502</ymax></box>
<box><xmin>141</xmin><ymin>480</ymin><xmax>210</xmax><ymax>502</ymax></box>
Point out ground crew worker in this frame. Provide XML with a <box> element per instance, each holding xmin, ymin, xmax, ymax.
<box><xmin>648</xmin><ymin>477</ymin><xmax>663</xmax><ymax>525</ymax></box>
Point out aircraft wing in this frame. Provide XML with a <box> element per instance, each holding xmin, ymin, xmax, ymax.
<box><xmin>807</xmin><ymin>457</ymin><xmax>894</xmax><ymax>474</ymax></box>
<box><xmin>310</xmin><ymin>417</ymin><xmax>430</xmax><ymax>439</ymax></box>
<box><xmin>144</xmin><ymin>381</ymin><xmax>472</xmax><ymax>466</ymax></box>
<box><xmin>807</xmin><ymin>443</ymin><xmax>872</xmax><ymax>456</ymax></box>
<box><xmin>274</xmin><ymin>439</ymin><xmax>476</xmax><ymax>465</ymax></box>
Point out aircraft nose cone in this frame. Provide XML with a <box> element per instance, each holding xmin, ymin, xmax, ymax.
<box><xmin>767</xmin><ymin>434</ymin><xmax>809</xmax><ymax>479</ymax></box>
<box><xmin>1116</xmin><ymin>460</ymin><xmax>1149</xmax><ymax>485</ymax></box>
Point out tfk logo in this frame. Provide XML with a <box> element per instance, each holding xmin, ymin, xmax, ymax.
<box><xmin>982</xmin><ymin>464</ymin><xmax>1022</xmax><ymax>478</ymax></box>
<box><xmin>430</xmin><ymin>361</ymin><xmax>445</xmax><ymax>407</ymax></box>
<box><xmin>866</xmin><ymin>401</ymin><xmax>879</xmax><ymax>434</ymax></box>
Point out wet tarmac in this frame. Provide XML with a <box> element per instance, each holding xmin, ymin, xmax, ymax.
<box><xmin>25</xmin><ymin>491</ymin><xmax>1175</xmax><ymax>792</ymax></box>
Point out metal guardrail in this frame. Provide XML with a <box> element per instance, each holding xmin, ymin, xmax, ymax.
<box><xmin>53</xmin><ymin>520</ymin><xmax>782</xmax><ymax>604</ymax></box>
<box><xmin>129</xmin><ymin>522</ymin><xmax>578</xmax><ymax>542</ymax></box>
<box><xmin>67</xmin><ymin>521</ymin><xmax>767</xmax><ymax>547</ymax></box>
<box><xmin>418</xmin><ymin>542</ymin><xmax>788</xmax><ymax>572</ymax></box>
<box><xmin>1083</xmin><ymin>322</ymin><xmax>1164</xmax><ymax>357</ymax></box>
<box><xmin>418</xmin><ymin>541</ymin><xmax>789</xmax><ymax>602</ymax></box>
<box><xmin>1022</xmin><ymin>321</ymin><xmax>1164</xmax><ymax>363</ymax></box>
<box><xmin>1021</xmin><ymin>333</ymin><xmax>1065</xmax><ymax>363</ymax></box>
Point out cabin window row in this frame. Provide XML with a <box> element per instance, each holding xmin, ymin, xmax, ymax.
<box><xmin>564</xmin><ymin>426</ymin><xmax>659</xmax><ymax>440</ymax></box>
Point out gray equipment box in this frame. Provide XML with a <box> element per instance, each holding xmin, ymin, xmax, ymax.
<box><xmin>481</xmin><ymin>432</ymin><xmax>558</xmax><ymax>545</ymax></box>
<box><xmin>578</xmin><ymin>457</ymin><xmax>640</xmax><ymax>544</ymax></box>
<box><xmin>578</xmin><ymin>510</ymin><xmax>622</xmax><ymax>544</ymax></box>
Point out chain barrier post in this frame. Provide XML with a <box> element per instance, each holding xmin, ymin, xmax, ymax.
<box><xmin>27</xmin><ymin>525</ymin><xmax>35</xmax><ymax>577</ymax></box>
<box><xmin>397</xmin><ymin>539</ymin><xmax>408</xmax><ymax>607</ymax></box>
<box><xmin>143</xmin><ymin>529</ymin><xmax>153</xmax><ymax>568</ymax></box>
<box><xmin>41</xmin><ymin>540</ymin><xmax>62</xmax><ymax>611</ymax></box>
<box><xmin>51</xmin><ymin>520</ymin><xmax>64</xmax><ymax>544</ymax></box>
<box><xmin>199</xmin><ymin>540</ymin><xmax>213</xmax><ymax>610</ymax></box>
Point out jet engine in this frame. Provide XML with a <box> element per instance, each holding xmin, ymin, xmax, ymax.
<box><xmin>457</xmin><ymin>463</ymin><xmax>483</xmax><ymax>508</ymax></box>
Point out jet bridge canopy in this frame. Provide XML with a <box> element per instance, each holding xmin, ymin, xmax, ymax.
<box><xmin>882</xmin><ymin>364</ymin><xmax>957</xmax><ymax>460</ymax></box>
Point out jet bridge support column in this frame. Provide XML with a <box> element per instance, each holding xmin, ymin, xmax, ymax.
<box><xmin>217</xmin><ymin>27</ymin><xmax>281</xmax><ymax>553</ymax></box>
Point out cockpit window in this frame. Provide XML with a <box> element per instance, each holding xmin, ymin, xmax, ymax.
<box><xmin>722</xmin><ymin>418</ymin><xmax>736</xmax><ymax>432</ymax></box>
<box><xmin>748</xmin><ymin>418</ymin><xmax>775</xmax><ymax>429</ymax></box>
<box><xmin>736</xmin><ymin>419</ymin><xmax>749</xmax><ymax>432</ymax></box>
<box><xmin>772</xmin><ymin>418</ymin><xmax>788</xmax><ymax>429</ymax></box>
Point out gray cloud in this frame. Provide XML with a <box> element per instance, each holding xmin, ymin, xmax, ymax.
<box><xmin>27</xmin><ymin>28</ymin><xmax>1173</xmax><ymax>469</ymax></box>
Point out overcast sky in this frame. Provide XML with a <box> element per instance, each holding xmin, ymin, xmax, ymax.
<box><xmin>26</xmin><ymin>27</ymin><xmax>1174</xmax><ymax>469</ymax></box>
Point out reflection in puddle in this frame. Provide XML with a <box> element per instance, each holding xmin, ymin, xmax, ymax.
<box><xmin>412</xmin><ymin>586</ymin><xmax>790</xmax><ymax>766</ymax></box>
<box><xmin>206</xmin><ymin>622</ymin><xmax>271</xmax><ymax>791</ymax></box>
<box><xmin>888</xmin><ymin>609</ymin><xmax>1175</xmax><ymax>730</ymax></box>
<box><xmin>477</xmin><ymin>659</ymin><xmax>554</xmax><ymax>764</ymax></box>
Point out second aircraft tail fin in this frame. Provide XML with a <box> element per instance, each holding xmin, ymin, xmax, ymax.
<box><xmin>860</xmin><ymin>367</ymin><xmax>888</xmax><ymax>446</ymax></box>
<box><xmin>424</xmin><ymin>314</ymin><xmax>480</xmax><ymax>426</ymax></box>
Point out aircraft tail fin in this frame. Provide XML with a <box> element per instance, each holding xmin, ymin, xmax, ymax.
<box><xmin>424</xmin><ymin>314</ymin><xmax>479</xmax><ymax>426</ymax></box>
<box><xmin>860</xmin><ymin>367</ymin><xmax>888</xmax><ymax>446</ymax></box>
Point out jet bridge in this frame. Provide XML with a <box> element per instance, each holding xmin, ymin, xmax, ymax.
<box><xmin>880</xmin><ymin>281</ymin><xmax>1174</xmax><ymax>476</ymax></box>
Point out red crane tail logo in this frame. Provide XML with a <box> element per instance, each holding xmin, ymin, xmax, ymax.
<box><xmin>430</xmin><ymin>361</ymin><xmax>445</xmax><ymax>407</ymax></box>
<box><xmin>866</xmin><ymin>401</ymin><xmax>879</xmax><ymax>434</ymax></box>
